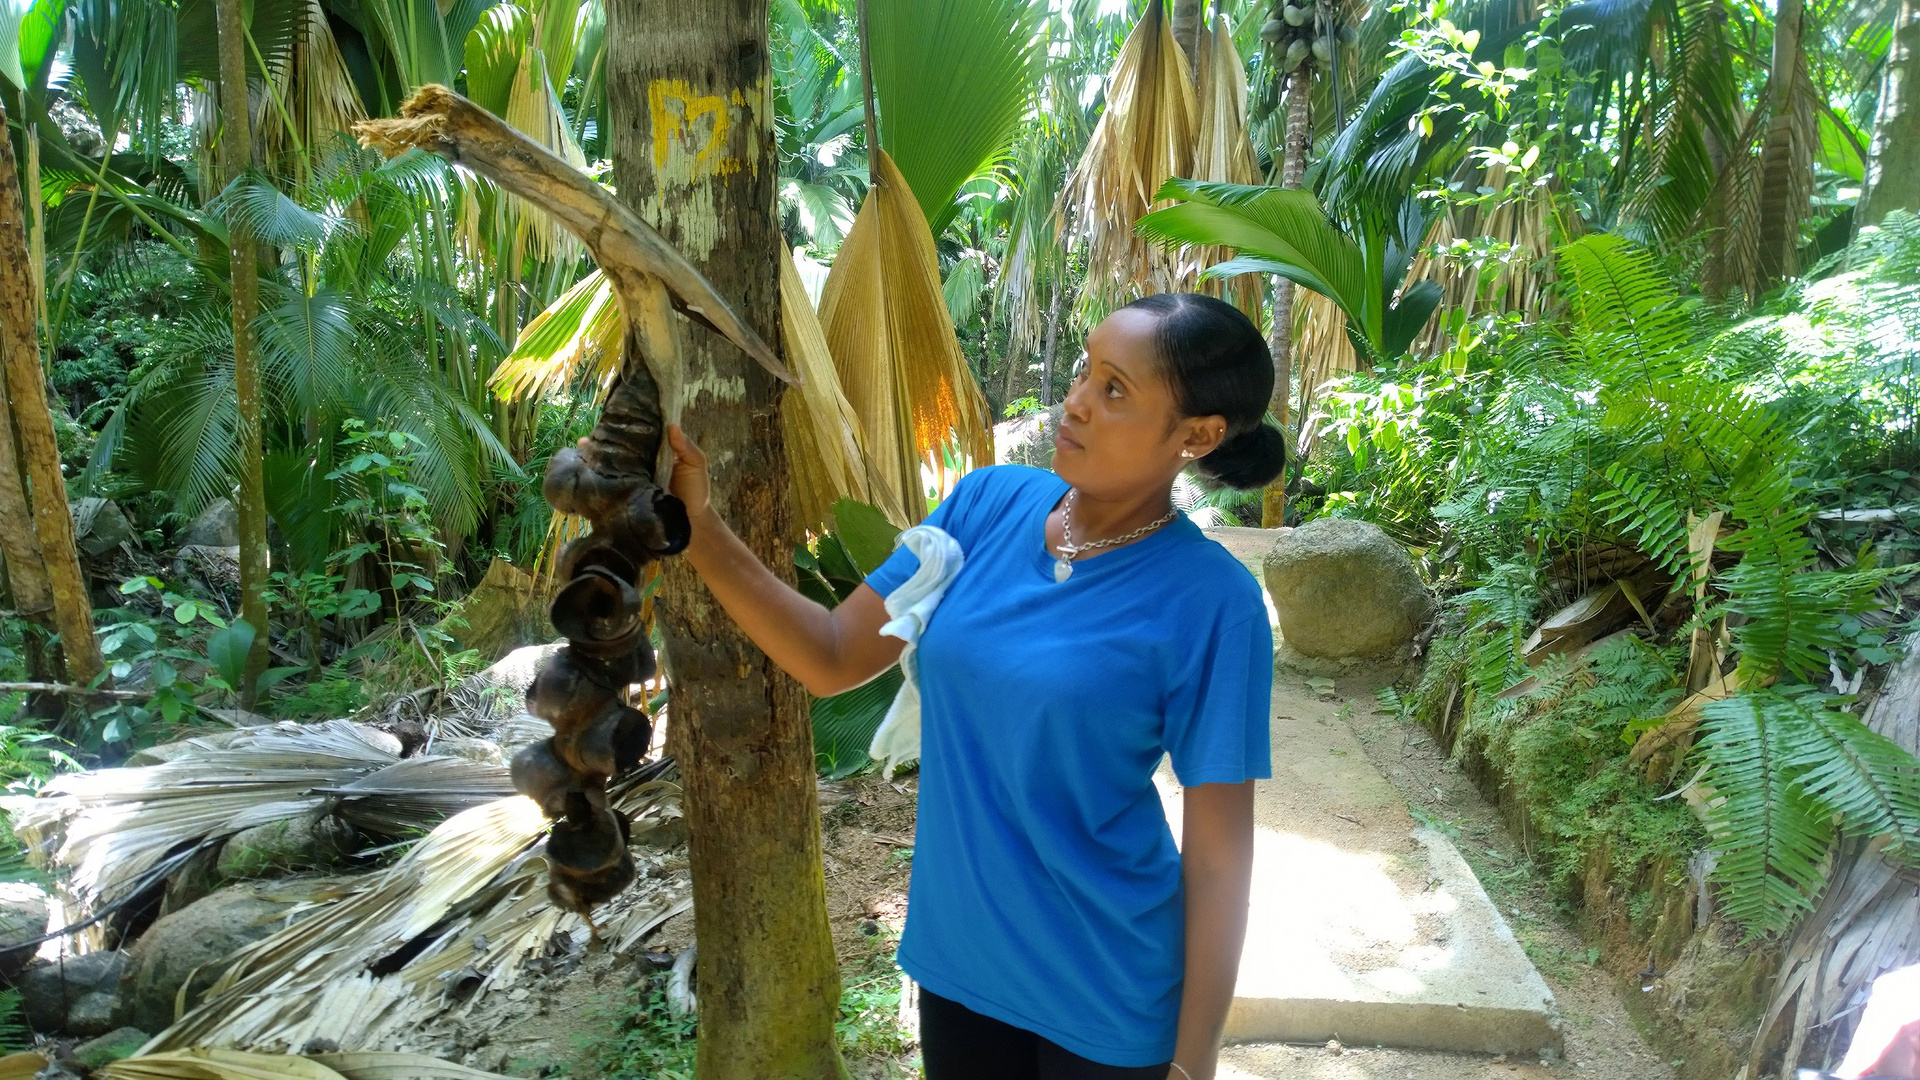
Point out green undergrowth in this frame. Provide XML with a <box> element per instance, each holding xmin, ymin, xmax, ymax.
<box><xmin>1402</xmin><ymin>629</ymin><xmax>1704</xmax><ymax>928</ymax></box>
<box><xmin>586</xmin><ymin>931</ymin><xmax>915</xmax><ymax>1079</ymax></box>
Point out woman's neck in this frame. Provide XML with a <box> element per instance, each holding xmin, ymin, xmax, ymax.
<box><xmin>1066</xmin><ymin>482</ymin><xmax>1176</xmax><ymax>543</ymax></box>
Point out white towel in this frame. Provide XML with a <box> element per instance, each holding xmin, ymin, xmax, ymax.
<box><xmin>868</xmin><ymin>525</ymin><xmax>965</xmax><ymax>777</ymax></box>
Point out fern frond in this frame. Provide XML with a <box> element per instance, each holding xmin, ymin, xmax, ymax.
<box><xmin>1593</xmin><ymin>463</ymin><xmax>1692</xmax><ymax>576</ymax></box>
<box><xmin>1698</xmin><ymin>692</ymin><xmax>1835</xmax><ymax>935</ymax></box>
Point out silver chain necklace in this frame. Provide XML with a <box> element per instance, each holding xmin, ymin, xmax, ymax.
<box><xmin>1053</xmin><ymin>489</ymin><xmax>1176</xmax><ymax>583</ymax></box>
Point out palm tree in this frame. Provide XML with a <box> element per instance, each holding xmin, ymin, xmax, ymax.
<box><xmin>1863</xmin><ymin>0</ymin><xmax>1920</xmax><ymax>223</ymax></box>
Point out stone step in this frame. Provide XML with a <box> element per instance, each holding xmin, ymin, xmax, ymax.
<box><xmin>1167</xmin><ymin>527</ymin><xmax>1564</xmax><ymax>1058</ymax></box>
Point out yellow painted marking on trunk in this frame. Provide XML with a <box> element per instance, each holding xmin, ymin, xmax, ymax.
<box><xmin>648</xmin><ymin>79</ymin><xmax>733</xmax><ymax>174</ymax></box>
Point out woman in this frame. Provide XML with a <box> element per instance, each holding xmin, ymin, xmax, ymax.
<box><xmin>664</xmin><ymin>292</ymin><xmax>1280</xmax><ymax>1080</ymax></box>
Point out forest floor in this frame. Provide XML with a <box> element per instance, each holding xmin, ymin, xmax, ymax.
<box><xmin>474</xmin><ymin>660</ymin><xmax>1680</xmax><ymax>1079</ymax></box>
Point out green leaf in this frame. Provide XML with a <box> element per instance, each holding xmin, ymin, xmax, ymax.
<box><xmin>869</xmin><ymin>0</ymin><xmax>1045</xmax><ymax>231</ymax></box>
<box><xmin>1136</xmin><ymin>180</ymin><xmax>1381</xmax><ymax>349</ymax></box>
<box><xmin>204</xmin><ymin>619</ymin><xmax>258</xmax><ymax>690</ymax></box>
<box><xmin>255</xmin><ymin>666</ymin><xmax>305</xmax><ymax>693</ymax></box>
<box><xmin>812</xmin><ymin>666</ymin><xmax>905</xmax><ymax>779</ymax></box>
<box><xmin>832</xmin><ymin>499</ymin><xmax>903</xmax><ymax>577</ymax></box>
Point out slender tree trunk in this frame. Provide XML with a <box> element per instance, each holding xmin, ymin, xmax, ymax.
<box><xmin>0</xmin><ymin>98</ymin><xmax>102</xmax><ymax>686</ymax></box>
<box><xmin>1262</xmin><ymin>60</ymin><xmax>1312</xmax><ymax>529</ymax></box>
<box><xmin>606</xmin><ymin>4</ymin><xmax>845</xmax><ymax>1076</ymax></box>
<box><xmin>1171</xmin><ymin>0</ymin><xmax>1206</xmax><ymax>80</ymax></box>
<box><xmin>1038</xmin><ymin>280</ymin><xmax>1064</xmax><ymax>408</ymax></box>
<box><xmin>1863</xmin><ymin>0</ymin><xmax>1920</xmax><ymax>224</ymax></box>
<box><xmin>1756</xmin><ymin>0</ymin><xmax>1811</xmax><ymax>284</ymax></box>
<box><xmin>215</xmin><ymin>0</ymin><xmax>271</xmax><ymax>696</ymax></box>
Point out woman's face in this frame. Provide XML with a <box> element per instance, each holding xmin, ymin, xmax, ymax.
<box><xmin>1051</xmin><ymin>307</ymin><xmax>1227</xmax><ymax>499</ymax></box>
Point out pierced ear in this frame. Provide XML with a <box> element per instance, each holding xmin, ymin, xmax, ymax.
<box><xmin>1181</xmin><ymin>417</ymin><xmax>1227</xmax><ymax>460</ymax></box>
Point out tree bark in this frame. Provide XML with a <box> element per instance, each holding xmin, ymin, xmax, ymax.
<box><xmin>1262</xmin><ymin>60</ymin><xmax>1312</xmax><ymax>529</ymax></box>
<box><xmin>606</xmin><ymin>4</ymin><xmax>846</xmax><ymax>1076</ymax></box>
<box><xmin>214</xmin><ymin>0</ymin><xmax>271</xmax><ymax>696</ymax></box>
<box><xmin>1863</xmin><ymin>0</ymin><xmax>1920</xmax><ymax>225</ymax></box>
<box><xmin>1756</xmin><ymin>0</ymin><xmax>1811</xmax><ymax>284</ymax></box>
<box><xmin>0</xmin><ymin>97</ymin><xmax>101</xmax><ymax>685</ymax></box>
<box><xmin>1038</xmin><ymin>280</ymin><xmax>1064</xmax><ymax>407</ymax></box>
<box><xmin>1171</xmin><ymin>0</ymin><xmax>1206</xmax><ymax>81</ymax></box>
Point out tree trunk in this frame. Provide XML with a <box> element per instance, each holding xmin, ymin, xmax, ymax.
<box><xmin>215</xmin><ymin>0</ymin><xmax>271</xmax><ymax>695</ymax></box>
<box><xmin>1038</xmin><ymin>280</ymin><xmax>1064</xmax><ymax>408</ymax></box>
<box><xmin>1171</xmin><ymin>0</ymin><xmax>1206</xmax><ymax>81</ymax></box>
<box><xmin>1756</xmin><ymin>0</ymin><xmax>1812</xmax><ymax>284</ymax></box>
<box><xmin>1863</xmin><ymin>0</ymin><xmax>1920</xmax><ymax>225</ymax></box>
<box><xmin>1262</xmin><ymin>60</ymin><xmax>1312</xmax><ymax>529</ymax></box>
<box><xmin>606</xmin><ymin>5</ymin><xmax>846</xmax><ymax>1076</ymax></box>
<box><xmin>0</xmin><ymin>97</ymin><xmax>102</xmax><ymax>685</ymax></box>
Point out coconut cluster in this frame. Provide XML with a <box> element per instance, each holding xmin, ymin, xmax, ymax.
<box><xmin>1260</xmin><ymin>0</ymin><xmax>1356</xmax><ymax>73</ymax></box>
<box><xmin>510</xmin><ymin>363</ymin><xmax>688</xmax><ymax>928</ymax></box>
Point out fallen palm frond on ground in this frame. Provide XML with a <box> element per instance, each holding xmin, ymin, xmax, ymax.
<box><xmin>1</xmin><ymin>722</ymin><xmax>411</xmax><ymax>921</ymax></box>
<box><xmin>97</xmin><ymin>1047</ymin><xmax>518</xmax><ymax>1080</ymax></box>
<box><xmin>146</xmin><ymin>768</ymin><xmax>684</xmax><ymax>1054</ymax></box>
<box><xmin>819</xmin><ymin>149</ymin><xmax>995</xmax><ymax>520</ymax></box>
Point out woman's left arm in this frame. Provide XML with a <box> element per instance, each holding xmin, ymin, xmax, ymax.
<box><xmin>1170</xmin><ymin>779</ymin><xmax>1257</xmax><ymax>1080</ymax></box>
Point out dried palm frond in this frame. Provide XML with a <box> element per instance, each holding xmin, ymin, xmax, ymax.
<box><xmin>819</xmin><ymin>149</ymin><xmax>995</xmax><ymax>521</ymax></box>
<box><xmin>1405</xmin><ymin>162</ymin><xmax>1557</xmax><ymax>357</ymax></box>
<box><xmin>779</xmin><ymin>251</ymin><xmax>908</xmax><ymax>531</ymax></box>
<box><xmin>1</xmin><ymin>721</ymin><xmax>404</xmax><ymax>919</ymax></box>
<box><xmin>1293</xmin><ymin>288</ymin><xmax>1360</xmax><ymax>454</ymax></box>
<box><xmin>148</xmin><ymin>776</ymin><xmax>685</xmax><ymax>1054</ymax></box>
<box><xmin>259</xmin><ymin>0</ymin><xmax>366</xmax><ymax>163</ymax></box>
<box><xmin>320</xmin><ymin>757</ymin><xmax>517</xmax><ymax>836</ymax></box>
<box><xmin>489</xmin><ymin>268</ymin><xmax>622</xmax><ymax>403</ymax></box>
<box><xmin>1059</xmin><ymin>0</ymin><xmax>1197</xmax><ymax>313</ymax></box>
<box><xmin>1189</xmin><ymin>15</ymin><xmax>1263</xmax><ymax>318</ymax></box>
<box><xmin>100</xmin><ymin>1047</ymin><xmax>517</xmax><ymax>1080</ymax></box>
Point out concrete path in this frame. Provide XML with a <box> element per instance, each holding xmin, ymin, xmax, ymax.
<box><xmin>1170</xmin><ymin>528</ymin><xmax>1564</xmax><ymax>1059</ymax></box>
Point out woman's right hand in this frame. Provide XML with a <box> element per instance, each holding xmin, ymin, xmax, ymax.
<box><xmin>666</xmin><ymin>425</ymin><xmax>712</xmax><ymax>519</ymax></box>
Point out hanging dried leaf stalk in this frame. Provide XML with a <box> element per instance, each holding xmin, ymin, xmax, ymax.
<box><xmin>1403</xmin><ymin>161</ymin><xmax>1557</xmax><ymax>357</ymax></box>
<box><xmin>354</xmin><ymin>86</ymin><xmax>782</xmax><ymax>928</ymax></box>
<box><xmin>1058</xmin><ymin>0</ymin><xmax>1197</xmax><ymax>312</ymax></box>
<box><xmin>819</xmin><ymin>149</ymin><xmax>994</xmax><ymax>521</ymax></box>
<box><xmin>779</xmin><ymin>251</ymin><xmax>908</xmax><ymax>531</ymax></box>
<box><xmin>1189</xmin><ymin>14</ymin><xmax>1264</xmax><ymax>317</ymax></box>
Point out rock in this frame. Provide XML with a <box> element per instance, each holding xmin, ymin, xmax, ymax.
<box><xmin>430</xmin><ymin>738</ymin><xmax>506</xmax><ymax>767</ymax></box>
<box><xmin>65</xmin><ymin>991</ymin><xmax>118</xmax><ymax>1037</ymax></box>
<box><xmin>71</xmin><ymin>1027</ymin><xmax>149</xmax><ymax>1070</ymax></box>
<box><xmin>0</xmin><ymin>884</ymin><xmax>49</xmax><ymax>976</ymax></box>
<box><xmin>18</xmin><ymin>952</ymin><xmax>126</xmax><ymax>1033</ymax></box>
<box><xmin>1263</xmin><ymin>518</ymin><xmax>1435</xmax><ymax>659</ymax></box>
<box><xmin>216</xmin><ymin>815</ymin><xmax>359</xmax><ymax>880</ymax></box>
<box><xmin>70</xmin><ymin>498</ymin><xmax>134</xmax><ymax>556</ymax></box>
<box><xmin>160</xmin><ymin>844</ymin><xmax>223</xmax><ymax>917</ymax></box>
<box><xmin>181</xmin><ymin>499</ymin><xmax>239</xmax><ymax>548</ymax></box>
<box><xmin>992</xmin><ymin>406</ymin><xmax>1062</xmax><ymax>469</ymax></box>
<box><xmin>451</xmin><ymin>643</ymin><xmax>564</xmax><ymax>733</ymax></box>
<box><xmin>118</xmin><ymin>884</ymin><xmax>301</xmax><ymax>1033</ymax></box>
<box><xmin>442</xmin><ymin>559</ymin><xmax>553</xmax><ymax>661</ymax></box>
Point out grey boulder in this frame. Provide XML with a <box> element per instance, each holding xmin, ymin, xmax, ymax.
<box><xmin>118</xmin><ymin>884</ymin><xmax>300</xmax><ymax>1033</ymax></box>
<box><xmin>0</xmin><ymin>883</ymin><xmax>49</xmax><ymax>976</ymax></box>
<box><xmin>1264</xmin><ymin>518</ymin><xmax>1435</xmax><ymax>658</ymax></box>
<box><xmin>216</xmin><ymin>814</ymin><xmax>360</xmax><ymax>880</ymax></box>
<box><xmin>181</xmin><ymin>498</ymin><xmax>240</xmax><ymax>547</ymax></box>
<box><xmin>71</xmin><ymin>498</ymin><xmax>135</xmax><ymax>556</ymax></box>
<box><xmin>17</xmin><ymin>951</ymin><xmax>125</xmax><ymax>1033</ymax></box>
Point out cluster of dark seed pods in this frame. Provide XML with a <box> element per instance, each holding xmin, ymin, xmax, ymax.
<box><xmin>510</xmin><ymin>364</ymin><xmax>691</xmax><ymax>928</ymax></box>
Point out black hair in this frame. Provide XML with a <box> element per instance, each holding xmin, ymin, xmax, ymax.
<box><xmin>1117</xmin><ymin>292</ymin><xmax>1286</xmax><ymax>490</ymax></box>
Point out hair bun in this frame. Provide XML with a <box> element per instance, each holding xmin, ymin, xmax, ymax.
<box><xmin>1197</xmin><ymin>421</ymin><xmax>1286</xmax><ymax>491</ymax></box>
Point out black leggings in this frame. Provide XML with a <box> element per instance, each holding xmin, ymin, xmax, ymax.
<box><xmin>918</xmin><ymin>988</ymin><xmax>1172</xmax><ymax>1080</ymax></box>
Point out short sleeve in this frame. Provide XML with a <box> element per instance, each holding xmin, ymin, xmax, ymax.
<box><xmin>863</xmin><ymin>467</ymin><xmax>1001</xmax><ymax>598</ymax></box>
<box><xmin>1163</xmin><ymin>612</ymin><xmax>1274</xmax><ymax>786</ymax></box>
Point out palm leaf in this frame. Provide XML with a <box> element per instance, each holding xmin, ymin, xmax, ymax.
<box><xmin>869</xmin><ymin>0</ymin><xmax>1045</xmax><ymax>233</ymax></box>
<box><xmin>813</xmin><ymin>667</ymin><xmax>905</xmax><ymax>779</ymax></box>
<box><xmin>1136</xmin><ymin>179</ymin><xmax>1379</xmax><ymax>345</ymax></box>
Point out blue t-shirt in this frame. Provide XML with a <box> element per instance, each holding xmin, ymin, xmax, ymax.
<box><xmin>864</xmin><ymin>464</ymin><xmax>1273</xmax><ymax>1066</ymax></box>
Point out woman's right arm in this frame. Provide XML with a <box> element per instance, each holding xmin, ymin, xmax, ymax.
<box><xmin>666</xmin><ymin>426</ymin><xmax>903</xmax><ymax>697</ymax></box>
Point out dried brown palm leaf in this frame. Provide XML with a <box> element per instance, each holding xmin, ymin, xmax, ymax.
<box><xmin>1</xmin><ymin>721</ymin><xmax>403</xmax><ymax>918</ymax></box>
<box><xmin>819</xmin><ymin>149</ymin><xmax>995</xmax><ymax>521</ymax></box>
<box><xmin>1188</xmin><ymin>15</ymin><xmax>1263</xmax><ymax>317</ymax></box>
<box><xmin>148</xmin><ymin>779</ymin><xmax>685</xmax><ymax>1054</ymax></box>
<box><xmin>260</xmin><ymin>0</ymin><xmax>365</xmax><ymax>162</ymax></box>
<box><xmin>1292</xmin><ymin>288</ymin><xmax>1360</xmax><ymax>455</ymax></box>
<box><xmin>100</xmin><ymin>1048</ymin><xmax>518</xmax><ymax>1080</ymax></box>
<box><xmin>1059</xmin><ymin>0</ymin><xmax>1197</xmax><ymax>312</ymax></box>
<box><xmin>779</xmin><ymin>251</ymin><xmax>909</xmax><ymax>531</ymax></box>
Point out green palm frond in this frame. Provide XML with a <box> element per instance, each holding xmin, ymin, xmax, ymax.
<box><xmin>869</xmin><ymin>0</ymin><xmax>1046</xmax><ymax>232</ymax></box>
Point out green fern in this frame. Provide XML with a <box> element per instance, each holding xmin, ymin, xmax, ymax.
<box><xmin>1593</xmin><ymin>463</ymin><xmax>1692</xmax><ymax>577</ymax></box>
<box><xmin>1697</xmin><ymin>691</ymin><xmax>1836</xmax><ymax>935</ymax></box>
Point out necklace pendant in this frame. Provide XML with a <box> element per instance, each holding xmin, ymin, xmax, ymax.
<box><xmin>1053</xmin><ymin>556</ymin><xmax>1073</xmax><ymax>583</ymax></box>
